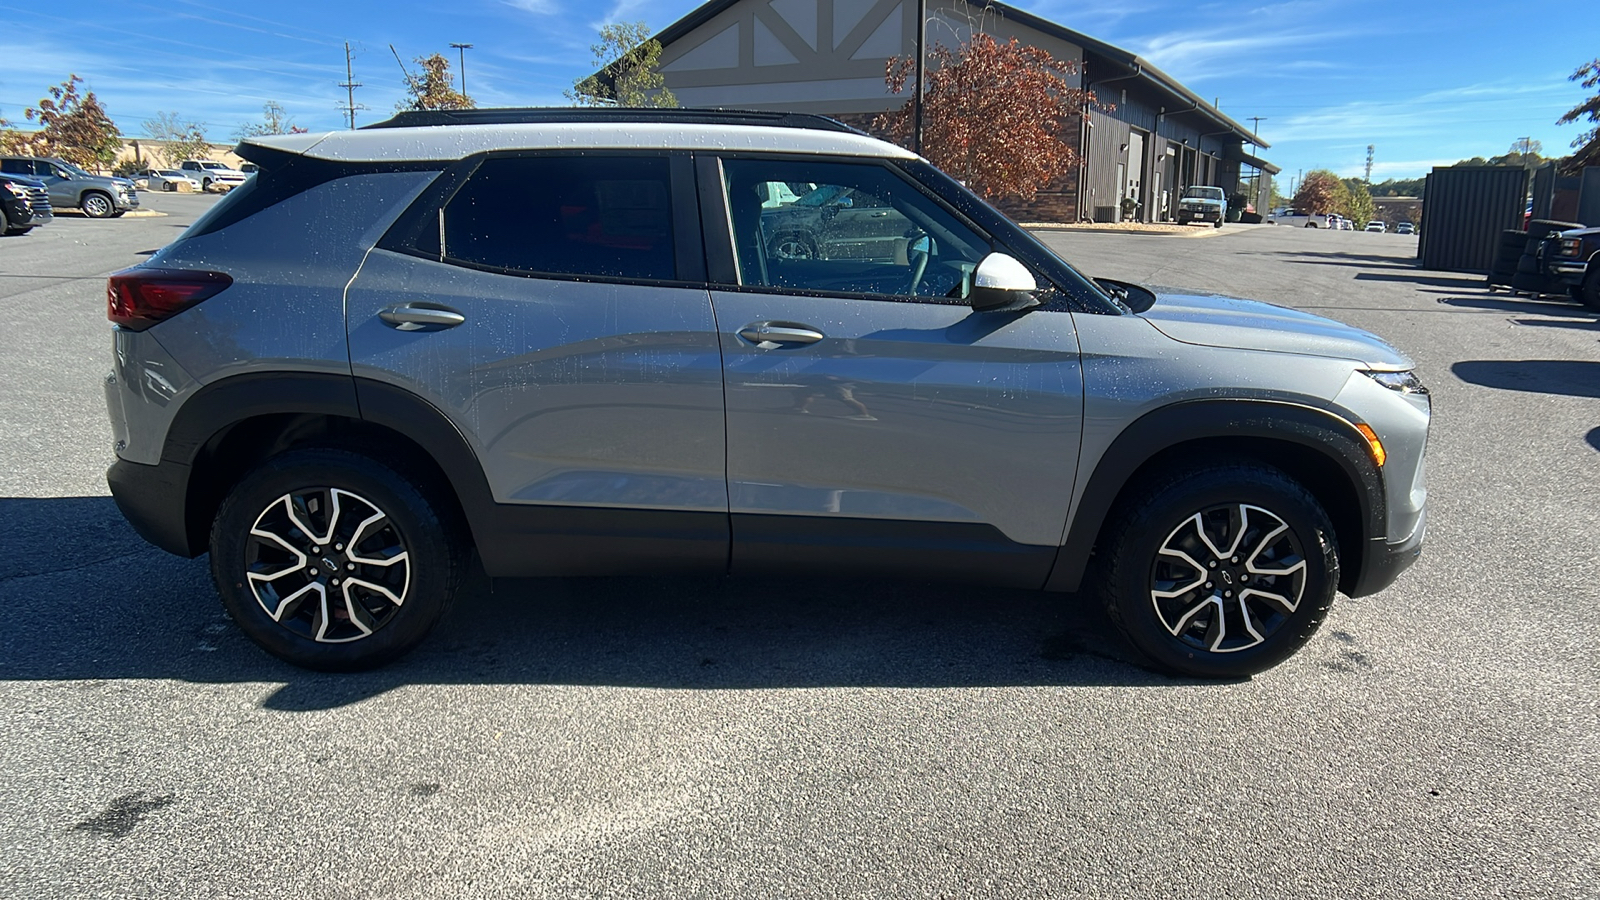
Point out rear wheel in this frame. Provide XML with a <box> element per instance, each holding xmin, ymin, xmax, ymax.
<box><xmin>209</xmin><ymin>448</ymin><xmax>468</xmax><ymax>670</ymax></box>
<box><xmin>1097</xmin><ymin>463</ymin><xmax>1339</xmax><ymax>678</ymax></box>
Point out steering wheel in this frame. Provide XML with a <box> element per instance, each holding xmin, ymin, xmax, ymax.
<box><xmin>904</xmin><ymin>228</ymin><xmax>931</xmax><ymax>296</ymax></box>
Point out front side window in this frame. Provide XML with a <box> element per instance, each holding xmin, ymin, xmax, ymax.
<box><xmin>722</xmin><ymin>158</ymin><xmax>990</xmax><ymax>301</ymax></box>
<box><xmin>436</xmin><ymin>155</ymin><xmax>676</xmax><ymax>281</ymax></box>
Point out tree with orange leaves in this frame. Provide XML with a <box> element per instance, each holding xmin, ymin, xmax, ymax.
<box><xmin>875</xmin><ymin>33</ymin><xmax>1099</xmax><ymax>201</ymax></box>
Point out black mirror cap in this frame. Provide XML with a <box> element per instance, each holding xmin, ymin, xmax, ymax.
<box><xmin>970</xmin><ymin>287</ymin><xmax>1041</xmax><ymax>313</ymax></box>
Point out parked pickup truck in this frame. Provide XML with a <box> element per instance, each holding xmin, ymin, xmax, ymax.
<box><xmin>1175</xmin><ymin>186</ymin><xmax>1227</xmax><ymax>228</ymax></box>
<box><xmin>1269</xmin><ymin>208</ymin><xmax>1334</xmax><ymax>228</ymax></box>
<box><xmin>1548</xmin><ymin>226</ymin><xmax>1600</xmax><ymax>310</ymax></box>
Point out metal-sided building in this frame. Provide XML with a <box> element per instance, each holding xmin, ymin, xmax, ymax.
<box><xmin>645</xmin><ymin>0</ymin><xmax>1278</xmax><ymax>222</ymax></box>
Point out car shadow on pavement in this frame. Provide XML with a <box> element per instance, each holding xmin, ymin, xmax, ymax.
<box><xmin>1588</xmin><ymin>427</ymin><xmax>1600</xmax><ymax>453</ymax></box>
<box><xmin>1451</xmin><ymin>360</ymin><xmax>1600</xmax><ymax>399</ymax></box>
<box><xmin>0</xmin><ymin>497</ymin><xmax>1181</xmax><ymax>711</ymax></box>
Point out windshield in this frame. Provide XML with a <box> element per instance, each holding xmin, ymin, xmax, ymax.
<box><xmin>59</xmin><ymin>161</ymin><xmax>95</xmax><ymax>178</ymax></box>
<box><xmin>1182</xmin><ymin>187</ymin><xmax>1225</xmax><ymax>200</ymax></box>
<box><xmin>200</xmin><ymin>162</ymin><xmax>229</xmax><ymax>171</ymax></box>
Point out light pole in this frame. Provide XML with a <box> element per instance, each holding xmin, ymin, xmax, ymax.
<box><xmin>912</xmin><ymin>0</ymin><xmax>925</xmax><ymax>155</ymax></box>
<box><xmin>450</xmin><ymin>42</ymin><xmax>474</xmax><ymax>97</ymax></box>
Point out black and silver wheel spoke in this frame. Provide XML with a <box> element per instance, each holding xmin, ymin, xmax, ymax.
<box><xmin>244</xmin><ymin>488</ymin><xmax>411</xmax><ymax>644</ymax></box>
<box><xmin>1150</xmin><ymin>503</ymin><xmax>1307</xmax><ymax>654</ymax></box>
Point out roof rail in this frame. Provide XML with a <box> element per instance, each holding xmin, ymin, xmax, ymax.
<box><xmin>363</xmin><ymin>107</ymin><xmax>867</xmax><ymax>135</ymax></box>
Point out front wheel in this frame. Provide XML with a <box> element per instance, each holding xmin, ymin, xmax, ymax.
<box><xmin>209</xmin><ymin>448</ymin><xmax>468</xmax><ymax>670</ymax></box>
<box><xmin>1578</xmin><ymin>267</ymin><xmax>1600</xmax><ymax>311</ymax></box>
<box><xmin>80</xmin><ymin>191</ymin><xmax>115</xmax><ymax>218</ymax></box>
<box><xmin>1096</xmin><ymin>463</ymin><xmax>1339</xmax><ymax>678</ymax></box>
<box><xmin>1214</xmin><ymin>219</ymin><xmax>1223</xmax><ymax>229</ymax></box>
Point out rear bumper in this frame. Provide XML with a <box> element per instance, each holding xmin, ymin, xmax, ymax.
<box><xmin>1347</xmin><ymin>507</ymin><xmax>1426</xmax><ymax>598</ymax></box>
<box><xmin>107</xmin><ymin>456</ymin><xmax>197</xmax><ymax>557</ymax></box>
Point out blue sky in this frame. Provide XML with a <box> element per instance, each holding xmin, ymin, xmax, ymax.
<box><xmin>0</xmin><ymin>0</ymin><xmax>1594</xmax><ymax>182</ymax></box>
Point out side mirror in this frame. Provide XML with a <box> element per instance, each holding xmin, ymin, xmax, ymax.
<box><xmin>969</xmin><ymin>252</ymin><xmax>1040</xmax><ymax>312</ymax></box>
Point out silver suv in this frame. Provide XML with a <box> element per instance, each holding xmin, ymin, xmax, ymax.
<box><xmin>103</xmin><ymin>109</ymin><xmax>1430</xmax><ymax>677</ymax></box>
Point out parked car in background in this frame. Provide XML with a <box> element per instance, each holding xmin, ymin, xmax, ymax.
<box><xmin>139</xmin><ymin>169</ymin><xmax>204</xmax><ymax>192</ymax></box>
<box><xmin>1365</xmin><ymin>221</ymin><xmax>1386</xmax><ymax>233</ymax></box>
<box><xmin>1175</xmin><ymin>186</ymin><xmax>1226</xmax><ymax>228</ymax></box>
<box><xmin>0</xmin><ymin>171</ymin><xmax>53</xmax><ymax>235</ymax></box>
<box><xmin>240</xmin><ymin>162</ymin><xmax>259</xmax><ymax>175</ymax></box>
<box><xmin>104</xmin><ymin>107</ymin><xmax>1430</xmax><ymax>678</ymax></box>
<box><xmin>1395</xmin><ymin>222</ymin><xmax>1415</xmax><ymax>235</ymax></box>
<box><xmin>179</xmin><ymin>159</ymin><xmax>248</xmax><ymax>191</ymax></box>
<box><xmin>1548</xmin><ymin>226</ymin><xmax>1600</xmax><ymax>309</ymax></box>
<box><xmin>0</xmin><ymin>156</ymin><xmax>139</xmax><ymax>218</ymax></box>
<box><xmin>1270</xmin><ymin>208</ymin><xmax>1334</xmax><ymax>228</ymax></box>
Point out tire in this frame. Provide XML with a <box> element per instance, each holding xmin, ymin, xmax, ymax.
<box><xmin>768</xmin><ymin>233</ymin><xmax>816</xmax><ymax>261</ymax></box>
<box><xmin>1510</xmin><ymin>271</ymin><xmax>1545</xmax><ymax>293</ymax></box>
<box><xmin>209</xmin><ymin>447</ymin><xmax>468</xmax><ymax>671</ymax></box>
<box><xmin>1500</xmin><ymin>229</ymin><xmax>1528</xmax><ymax>250</ymax></box>
<box><xmin>1213</xmin><ymin>219</ymin><xmax>1223</xmax><ymax>229</ymax></box>
<box><xmin>1527</xmin><ymin>219</ymin><xmax>1581</xmax><ymax>239</ymax></box>
<box><xmin>1516</xmin><ymin>253</ymin><xmax>1540</xmax><ymax>275</ymax></box>
<box><xmin>80</xmin><ymin>191</ymin><xmax>115</xmax><ymax>218</ymax></box>
<box><xmin>162</xmin><ymin>181</ymin><xmax>175</xmax><ymax>192</ymax></box>
<box><xmin>1579</xmin><ymin>266</ymin><xmax>1600</xmax><ymax>311</ymax></box>
<box><xmin>202</xmin><ymin>177</ymin><xmax>213</xmax><ymax>191</ymax></box>
<box><xmin>1305</xmin><ymin>221</ymin><xmax>1317</xmax><ymax>228</ymax></box>
<box><xmin>1096</xmin><ymin>463</ymin><xmax>1339</xmax><ymax>678</ymax></box>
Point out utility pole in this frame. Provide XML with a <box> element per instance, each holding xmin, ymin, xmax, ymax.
<box><xmin>1365</xmin><ymin>144</ymin><xmax>1374</xmax><ymax>183</ymax></box>
<box><xmin>338</xmin><ymin>41</ymin><xmax>364</xmax><ymax>129</ymax></box>
<box><xmin>450</xmin><ymin>43</ymin><xmax>474</xmax><ymax>98</ymax></box>
<box><xmin>912</xmin><ymin>0</ymin><xmax>925</xmax><ymax>155</ymax></box>
<box><xmin>1248</xmin><ymin>116</ymin><xmax>1266</xmax><ymax>137</ymax></box>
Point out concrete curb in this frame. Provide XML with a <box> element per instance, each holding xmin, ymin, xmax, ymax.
<box><xmin>1021</xmin><ymin>222</ymin><xmax>1272</xmax><ymax>239</ymax></box>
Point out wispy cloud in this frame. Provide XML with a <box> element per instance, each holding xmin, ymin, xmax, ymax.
<box><xmin>502</xmin><ymin>0</ymin><xmax>558</xmax><ymax>14</ymax></box>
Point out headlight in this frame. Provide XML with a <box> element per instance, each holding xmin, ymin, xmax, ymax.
<box><xmin>1557</xmin><ymin>238</ymin><xmax>1582</xmax><ymax>257</ymax></box>
<box><xmin>1364</xmin><ymin>370</ymin><xmax>1428</xmax><ymax>395</ymax></box>
<box><xmin>3</xmin><ymin>183</ymin><xmax>26</xmax><ymax>198</ymax></box>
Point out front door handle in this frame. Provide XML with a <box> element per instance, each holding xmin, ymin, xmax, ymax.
<box><xmin>378</xmin><ymin>303</ymin><xmax>465</xmax><ymax>332</ymax></box>
<box><xmin>738</xmin><ymin>322</ymin><xmax>825</xmax><ymax>346</ymax></box>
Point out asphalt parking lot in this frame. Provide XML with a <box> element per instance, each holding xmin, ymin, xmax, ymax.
<box><xmin>2</xmin><ymin>195</ymin><xmax>1595</xmax><ymax>898</ymax></box>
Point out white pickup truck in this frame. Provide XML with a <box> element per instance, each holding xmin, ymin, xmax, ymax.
<box><xmin>1269</xmin><ymin>208</ymin><xmax>1335</xmax><ymax>228</ymax></box>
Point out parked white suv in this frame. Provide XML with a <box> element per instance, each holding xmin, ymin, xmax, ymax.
<box><xmin>1364</xmin><ymin>220</ymin><xmax>1386</xmax><ymax>233</ymax></box>
<box><xmin>179</xmin><ymin>159</ymin><xmax>248</xmax><ymax>192</ymax></box>
<box><xmin>1270</xmin><ymin>208</ymin><xmax>1334</xmax><ymax>228</ymax></box>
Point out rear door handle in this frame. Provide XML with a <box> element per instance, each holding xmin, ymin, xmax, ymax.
<box><xmin>738</xmin><ymin>322</ymin><xmax>825</xmax><ymax>346</ymax></box>
<box><xmin>378</xmin><ymin>303</ymin><xmax>465</xmax><ymax>331</ymax></box>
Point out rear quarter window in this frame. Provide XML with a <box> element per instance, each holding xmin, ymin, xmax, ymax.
<box><xmin>425</xmin><ymin>155</ymin><xmax>677</xmax><ymax>282</ymax></box>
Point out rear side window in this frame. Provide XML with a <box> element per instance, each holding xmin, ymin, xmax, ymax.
<box><xmin>434</xmin><ymin>156</ymin><xmax>676</xmax><ymax>281</ymax></box>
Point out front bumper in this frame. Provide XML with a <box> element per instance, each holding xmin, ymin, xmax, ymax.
<box><xmin>1348</xmin><ymin>507</ymin><xmax>1426</xmax><ymax>597</ymax></box>
<box><xmin>1549</xmin><ymin>258</ymin><xmax>1588</xmax><ymax>285</ymax></box>
<box><xmin>113</xmin><ymin>190</ymin><xmax>141</xmax><ymax>211</ymax></box>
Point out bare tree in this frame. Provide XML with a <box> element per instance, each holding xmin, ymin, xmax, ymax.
<box><xmin>142</xmin><ymin>111</ymin><xmax>213</xmax><ymax>165</ymax></box>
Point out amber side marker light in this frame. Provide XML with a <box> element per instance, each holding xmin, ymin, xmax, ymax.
<box><xmin>1355</xmin><ymin>423</ymin><xmax>1386</xmax><ymax>467</ymax></box>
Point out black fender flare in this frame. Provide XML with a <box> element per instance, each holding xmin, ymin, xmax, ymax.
<box><xmin>1044</xmin><ymin>399</ymin><xmax>1386</xmax><ymax>594</ymax></box>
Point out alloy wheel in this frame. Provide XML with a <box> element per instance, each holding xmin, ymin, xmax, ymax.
<box><xmin>243</xmin><ymin>487</ymin><xmax>411</xmax><ymax>643</ymax></box>
<box><xmin>1149</xmin><ymin>503</ymin><xmax>1307</xmax><ymax>653</ymax></box>
<box><xmin>82</xmin><ymin>194</ymin><xmax>112</xmax><ymax>217</ymax></box>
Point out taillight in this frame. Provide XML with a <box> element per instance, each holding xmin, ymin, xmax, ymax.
<box><xmin>107</xmin><ymin>268</ymin><xmax>232</xmax><ymax>331</ymax></box>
